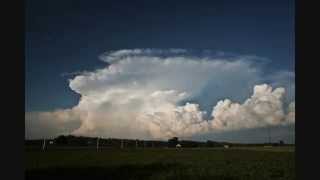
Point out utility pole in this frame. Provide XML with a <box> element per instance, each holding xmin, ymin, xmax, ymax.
<box><xmin>121</xmin><ymin>139</ymin><xmax>124</xmax><ymax>149</ymax></box>
<box><xmin>135</xmin><ymin>140</ymin><xmax>138</xmax><ymax>148</ymax></box>
<box><xmin>268</xmin><ymin>125</ymin><xmax>271</xmax><ymax>144</ymax></box>
<box><xmin>42</xmin><ymin>138</ymin><xmax>46</xmax><ymax>151</ymax></box>
<box><xmin>96</xmin><ymin>137</ymin><xmax>99</xmax><ymax>152</ymax></box>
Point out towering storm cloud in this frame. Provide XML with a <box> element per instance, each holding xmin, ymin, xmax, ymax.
<box><xmin>25</xmin><ymin>49</ymin><xmax>295</xmax><ymax>140</ymax></box>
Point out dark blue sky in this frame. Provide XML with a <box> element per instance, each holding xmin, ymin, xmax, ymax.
<box><xmin>26</xmin><ymin>0</ymin><xmax>294</xmax><ymax>112</ymax></box>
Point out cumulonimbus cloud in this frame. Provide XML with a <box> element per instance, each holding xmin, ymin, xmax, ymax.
<box><xmin>25</xmin><ymin>49</ymin><xmax>295</xmax><ymax>140</ymax></box>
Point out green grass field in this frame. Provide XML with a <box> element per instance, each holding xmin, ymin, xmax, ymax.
<box><xmin>26</xmin><ymin>147</ymin><xmax>295</xmax><ymax>180</ymax></box>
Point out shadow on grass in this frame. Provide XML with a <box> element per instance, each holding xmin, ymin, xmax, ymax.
<box><xmin>25</xmin><ymin>163</ymin><xmax>240</xmax><ymax>180</ymax></box>
<box><xmin>26</xmin><ymin>163</ymin><xmax>174</xmax><ymax>180</ymax></box>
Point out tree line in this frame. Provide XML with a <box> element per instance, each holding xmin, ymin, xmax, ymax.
<box><xmin>25</xmin><ymin>135</ymin><xmax>290</xmax><ymax>148</ymax></box>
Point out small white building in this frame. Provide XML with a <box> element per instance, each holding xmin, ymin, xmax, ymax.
<box><xmin>49</xmin><ymin>141</ymin><xmax>54</xmax><ymax>145</ymax></box>
<box><xmin>224</xmin><ymin>145</ymin><xmax>229</xmax><ymax>149</ymax></box>
<box><xmin>176</xmin><ymin>144</ymin><xmax>182</xmax><ymax>148</ymax></box>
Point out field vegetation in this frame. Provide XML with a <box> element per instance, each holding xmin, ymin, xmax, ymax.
<box><xmin>26</xmin><ymin>147</ymin><xmax>294</xmax><ymax>180</ymax></box>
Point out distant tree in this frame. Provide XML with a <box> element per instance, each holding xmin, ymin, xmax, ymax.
<box><xmin>279</xmin><ymin>140</ymin><xmax>284</xmax><ymax>146</ymax></box>
<box><xmin>180</xmin><ymin>140</ymin><xmax>199</xmax><ymax>147</ymax></box>
<box><xmin>206</xmin><ymin>140</ymin><xmax>224</xmax><ymax>147</ymax></box>
<box><xmin>55</xmin><ymin>135</ymin><xmax>68</xmax><ymax>145</ymax></box>
<box><xmin>206</xmin><ymin>140</ymin><xmax>215</xmax><ymax>147</ymax></box>
<box><xmin>168</xmin><ymin>137</ymin><xmax>179</xmax><ymax>147</ymax></box>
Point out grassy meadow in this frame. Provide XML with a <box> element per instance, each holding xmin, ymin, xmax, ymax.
<box><xmin>26</xmin><ymin>147</ymin><xmax>295</xmax><ymax>180</ymax></box>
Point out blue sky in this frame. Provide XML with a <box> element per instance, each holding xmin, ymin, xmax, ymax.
<box><xmin>26</xmin><ymin>0</ymin><xmax>294</xmax><ymax>112</ymax></box>
<box><xmin>25</xmin><ymin>1</ymin><xmax>295</xmax><ymax>142</ymax></box>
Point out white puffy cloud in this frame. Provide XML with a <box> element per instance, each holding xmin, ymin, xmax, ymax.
<box><xmin>25</xmin><ymin>108</ymin><xmax>82</xmax><ymax>139</ymax></box>
<box><xmin>210</xmin><ymin>84</ymin><xmax>293</xmax><ymax>132</ymax></box>
<box><xmin>285</xmin><ymin>101</ymin><xmax>295</xmax><ymax>123</ymax></box>
<box><xmin>25</xmin><ymin>49</ymin><xmax>295</xmax><ymax>140</ymax></box>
